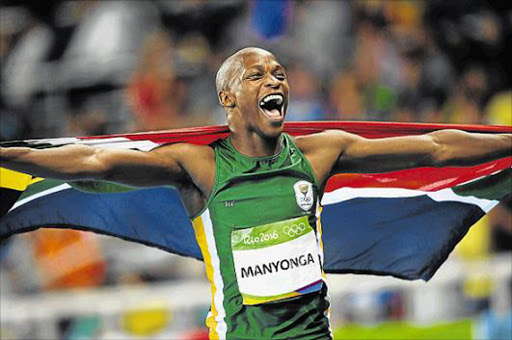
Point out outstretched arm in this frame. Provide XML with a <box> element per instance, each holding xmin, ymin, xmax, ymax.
<box><xmin>333</xmin><ymin>129</ymin><xmax>512</xmax><ymax>173</ymax></box>
<box><xmin>297</xmin><ymin>129</ymin><xmax>511</xmax><ymax>185</ymax></box>
<box><xmin>0</xmin><ymin>143</ymin><xmax>204</xmax><ymax>188</ymax></box>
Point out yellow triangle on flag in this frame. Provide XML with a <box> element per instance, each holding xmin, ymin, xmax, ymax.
<box><xmin>0</xmin><ymin>168</ymin><xmax>35</xmax><ymax>191</ymax></box>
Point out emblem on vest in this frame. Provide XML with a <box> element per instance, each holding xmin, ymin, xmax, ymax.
<box><xmin>293</xmin><ymin>180</ymin><xmax>314</xmax><ymax>211</ymax></box>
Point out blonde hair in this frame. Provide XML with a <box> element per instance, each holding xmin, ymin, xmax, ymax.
<box><xmin>215</xmin><ymin>47</ymin><xmax>274</xmax><ymax>97</ymax></box>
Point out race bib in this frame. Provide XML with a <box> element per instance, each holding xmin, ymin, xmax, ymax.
<box><xmin>231</xmin><ymin>216</ymin><xmax>323</xmax><ymax>305</ymax></box>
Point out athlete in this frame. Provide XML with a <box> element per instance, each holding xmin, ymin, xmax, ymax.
<box><xmin>1</xmin><ymin>47</ymin><xmax>510</xmax><ymax>339</ymax></box>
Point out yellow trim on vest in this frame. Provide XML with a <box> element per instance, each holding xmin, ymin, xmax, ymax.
<box><xmin>192</xmin><ymin>214</ymin><xmax>220</xmax><ymax>340</ymax></box>
<box><xmin>243</xmin><ymin>291</ymin><xmax>301</xmax><ymax>305</ymax></box>
<box><xmin>317</xmin><ymin>205</ymin><xmax>329</xmax><ymax>279</ymax></box>
<box><xmin>317</xmin><ymin>205</ymin><xmax>324</xmax><ymax>251</ymax></box>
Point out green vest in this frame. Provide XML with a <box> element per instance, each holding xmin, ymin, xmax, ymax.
<box><xmin>191</xmin><ymin>133</ymin><xmax>331</xmax><ymax>339</ymax></box>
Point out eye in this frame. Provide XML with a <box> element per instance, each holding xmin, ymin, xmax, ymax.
<box><xmin>247</xmin><ymin>73</ymin><xmax>262</xmax><ymax>80</ymax></box>
<box><xmin>275</xmin><ymin>73</ymin><xmax>286</xmax><ymax>80</ymax></box>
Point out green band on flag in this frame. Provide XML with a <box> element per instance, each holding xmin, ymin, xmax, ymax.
<box><xmin>19</xmin><ymin>179</ymin><xmax>67</xmax><ymax>200</ymax></box>
<box><xmin>453</xmin><ymin>168</ymin><xmax>511</xmax><ymax>200</ymax></box>
<box><xmin>69</xmin><ymin>181</ymin><xmax>137</xmax><ymax>194</ymax></box>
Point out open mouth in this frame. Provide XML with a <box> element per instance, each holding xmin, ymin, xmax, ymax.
<box><xmin>259</xmin><ymin>93</ymin><xmax>285</xmax><ymax>121</ymax></box>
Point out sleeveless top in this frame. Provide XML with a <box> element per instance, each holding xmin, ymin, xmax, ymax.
<box><xmin>190</xmin><ymin>133</ymin><xmax>331</xmax><ymax>340</ymax></box>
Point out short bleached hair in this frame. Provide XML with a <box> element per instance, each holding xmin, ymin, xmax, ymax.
<box><xmin>215</xmin><ymin>47</ymin><xmax>275</xmax><ymax>98</ymax></box>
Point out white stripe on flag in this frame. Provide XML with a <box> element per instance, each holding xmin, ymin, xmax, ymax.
<box><xmin>322</xmin><ymin>187</ymin><xmax>424</xmax><ymax>204</ymax></box>
<box><xmin>24</xmin><ymin>137</ymin><xmax>160</xmax><ymax>151</ymax></box>
<box><xmin>25</xmin><ymin>138</ymin><xmax>80</xmax><ymax>145</ymax></box>
<box><xmin>322</xmin><ymin>187</ymin><xmax>496</xmax><ymax>212</ymax></box>
<box><xmin>83</xmin><ymin>140</ymin><xmax>159</xmax><ymax>151</ymax></box>
<box><xmin>428</xmin><ymin>189</ymin><xmax>497</xmax><ymax>213</ymax></box>
<box><xmin>78</xmin><ymin>137</ymin><xmax>130</xmax><ymax>145</ymax></box>
<box><xmin>77</xmin><ymin>138</ymin><xmax>160</xmax><ymax>151</ymax></box>
<box><xmin>9</xmin><ymin>184</ymin><xmax>72</xmax><ymax>212</ymax></box>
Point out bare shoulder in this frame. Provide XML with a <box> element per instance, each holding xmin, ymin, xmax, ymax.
<box><xmin>149</xmin><ymin>142</ymin><xmax>215</xmax><ymax>215</ymax></box>
<box><xmin>151</xmin><ymin>142</ymin><xmax>215</xmax><ymax>165</ymax></box>
<box><xmin>154</xmin><ymin>142</ymin><xmax>216</xmax><ymax>194</ymax></box>
<box><xmin>293</xmin><ymin>130</ymin><xmax>357</xmax><ymax>155</ymax></box>
<box><xmin>292</xmin><ymin>130</ymin><xmax>359</xmax><ymax>187</ymax></box>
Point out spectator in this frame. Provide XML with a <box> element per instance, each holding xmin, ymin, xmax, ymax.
<box><xmin>329</xmin><ymin>70</ymin><xmax>364</xmax><ymax>120</ymax></box>
<box><xmin>127</xmin><ymin>30</ymin><xmax>186</xmax><ymax>131</ymax></box>
<box><xmin>442</xmin><ymin>65</ymin><xmax>489</xmax><ymax>124</ymax></box>
<box><xmin>284</xmin><ymin>62</ymin><xmax>326</xmax><ymax>121</ymax></box>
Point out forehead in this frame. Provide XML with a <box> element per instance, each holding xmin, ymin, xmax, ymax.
<box><xmin>241</xmin><ymin>52</ymin><xmax>283</xmax><ymax>70</ymax></box>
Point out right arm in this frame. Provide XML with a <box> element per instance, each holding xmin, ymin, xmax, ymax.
<box><xmin>0</xmin><ymin>143</ymin><xmax>196</xmax><ymax>188</ymax></box>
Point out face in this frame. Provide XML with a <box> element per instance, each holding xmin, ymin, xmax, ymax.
<box><xmin>227</xmin><ymin>51</ymin><xmax>289</xmax><ymax>138</ymax></box>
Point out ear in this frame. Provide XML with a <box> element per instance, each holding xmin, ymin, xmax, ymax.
<box><xmin>219</xmin><ymin>91</ymin><xmax>236</xmax><ymax>108</ymax></box>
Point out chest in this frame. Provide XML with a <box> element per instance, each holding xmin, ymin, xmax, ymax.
<box><xmin>209</xmin><ymin>174</ymin><xmax>317</xmax><ymax>229</ymax></box>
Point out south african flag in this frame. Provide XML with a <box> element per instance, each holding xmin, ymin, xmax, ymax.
<box><xmin>1</xmin><ymin>121</ymin><xmax>510</xmax><ymax>280</ymax></box>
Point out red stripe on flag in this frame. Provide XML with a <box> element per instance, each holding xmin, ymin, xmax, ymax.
<box><xmin>77</xmin><ymin>125</ymin><xmax>230</xmax><ymax>145</ymax></box>
<box><xmin>76</xmin><ymin>121</ymin><xmax>512</xmax><ymax>144</ymax></box>
<box><xmin>325</xmin><ymin>157</ymin><xmax>512</xmax><ymax>192</ymax></box>
<box><xmin>75</xmin><ymin>121</ymin><xmax>511</xmax><ymax>192</ymax></box>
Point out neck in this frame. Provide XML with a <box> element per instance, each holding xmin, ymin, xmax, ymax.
<box><xmin>229</xmin><ymin>130</ymin><xmax>282</xmax><ymax>158</ymax></box>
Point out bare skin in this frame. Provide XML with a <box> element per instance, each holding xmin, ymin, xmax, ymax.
<box><xmin>1</xmin><ymin>48</ymin><xmax>511</xmax><ymax>216</ymax></box>
<box><xmin>0</xmin><ymin>142</ymin><xmax>215</xmax><ymax>216</ymax></box>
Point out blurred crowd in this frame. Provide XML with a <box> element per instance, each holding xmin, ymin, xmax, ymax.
<box><xmin>0</xmin><ymin>1</ymin><xmax>511</xmax><ymax>338</ymax></box>
<box><xmin>0</xmin><ymin>0</ymin><xmax>511</xmax><ymax>301</ymax></box>
<box><xmin>1</xmin><ymin>0</ymin><xmax>511</xmax><ymax>142</ymax></box>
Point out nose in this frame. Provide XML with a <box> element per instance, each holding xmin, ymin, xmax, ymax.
<box><xmin>264</xmin><ymin>74</ymin><xmax>280</xmax><ymax>88</ymax></box>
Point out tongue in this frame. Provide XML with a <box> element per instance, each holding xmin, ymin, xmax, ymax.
<box><xmin>264</xmin><ymin>108</ymin><xmax>281</xmax><ymax>118</ymax></box>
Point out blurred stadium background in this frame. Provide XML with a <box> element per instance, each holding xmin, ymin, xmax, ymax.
<box><xmin>0</xmin><ymin>0</ymin><xmax>510</xmax><ymax>339</ymax></box>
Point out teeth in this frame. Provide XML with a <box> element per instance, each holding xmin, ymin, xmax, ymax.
<box><xmin>260</xmin><ymin>94</ymin><xmax>283</xmax><ymax>107</ymax></box>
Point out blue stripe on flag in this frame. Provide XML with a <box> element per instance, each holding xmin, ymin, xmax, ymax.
<box><xmin>1</xmin><ymin>187</ymin><xmax>203</xmax><ymax>260</ymax></box>
<box><xmin>322</xmin><ymin>196</ymin><xmax>483</xmax><ymax>280</ymax></box>
<box><xmin>0</xmin><ymin>188</ymin><xmax>491</xmax><ymax>281</ymax></box>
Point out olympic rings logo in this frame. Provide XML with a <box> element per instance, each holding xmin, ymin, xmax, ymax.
<box><xmin>283</xmin><ymin>223</ymin><xmax>306</xmax><ymax>237</ymax></box>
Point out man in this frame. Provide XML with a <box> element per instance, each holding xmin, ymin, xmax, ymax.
<box><xmin>1</xmin><ymin>47</ymin><xmax>510</xmax><ymax>339</ymax></box>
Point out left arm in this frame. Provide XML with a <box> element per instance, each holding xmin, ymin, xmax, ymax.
<box><xmin>297</xmin><ymin>129</ymin><xmax>511</xmax><ymax>185</ymax></box>
<box><xmin>338</xmin><ymin>129</ymin><xmax>512</xmax><ymax>172</ymax></box>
